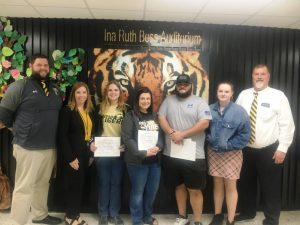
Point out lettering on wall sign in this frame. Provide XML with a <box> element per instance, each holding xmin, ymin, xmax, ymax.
<box><xmin>104</xmin><ymin>28</ymin><xmax>202</xmax><ymax>47</ymax></box>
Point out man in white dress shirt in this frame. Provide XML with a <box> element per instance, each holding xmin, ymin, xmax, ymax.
<box><xmin>235</xmin><ymin>64</ymin><xmax>295</xmax><ymax>225</ymax></box>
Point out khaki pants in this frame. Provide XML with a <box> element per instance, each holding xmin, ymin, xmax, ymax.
<box><xmin>10</xmin><ymin>144</ymin><xmax>56</xmax><ymax>225</ymax></box>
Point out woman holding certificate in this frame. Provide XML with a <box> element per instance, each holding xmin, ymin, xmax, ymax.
<box><xmin>122</xmin><ymin>87</ymin><xmax>164</xmax><ymax>225</ymax></box>
<box><xmin>93</xmin><ymin>80</ymin><xmax>128</xmax><ymax>225</ymax></box>
<box><xmin>58</xmin><ymin>82</ymin><xmax>94</xmax><ymax>225</ymax></box>
<box><xmin>207</xmin><ymin>82</ymin><xmax>250</xmax><ymax>225</ymax></box>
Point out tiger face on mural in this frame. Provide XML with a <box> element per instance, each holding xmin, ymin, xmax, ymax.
<box><xmin>89</xmin><ymin>48</ymin><xmax>209</xmax><ymax>111</ymax></box>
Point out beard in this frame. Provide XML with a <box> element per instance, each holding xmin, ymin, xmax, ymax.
<box><xmin>253</xmin><ymin>80</ymin><xmax>266</xmax><ymax>90</ymax></box>
<box><xmin>31</xmin><ymin>71</ymin><xmax>49</xmax><ymax>81</ymax></box>
<box><xmin>175</xmin><ymin>87</ymin><xmax>192</xmax><ymax>98</ymax></box>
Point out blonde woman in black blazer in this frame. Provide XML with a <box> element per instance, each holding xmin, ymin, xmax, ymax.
<box><xmin>58</xmin><ymin>82</ymin><xmax>94</xmax><ymax>225</ymax></box>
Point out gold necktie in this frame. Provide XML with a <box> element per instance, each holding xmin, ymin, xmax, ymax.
<box><xmin>41</xmin><ymin>80</ymin><xmax>49</xmax><ymax>96</ymax></box>
<box><xmin>249</xmin><ymin>92</ymin><xmax>258</xmax><ymax>144</ymax></box>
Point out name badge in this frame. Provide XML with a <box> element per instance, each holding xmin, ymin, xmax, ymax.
<box><xmin>261</xmin><ymin>102</ymin><xmax>270</xmax><ymax>108</ymax></box>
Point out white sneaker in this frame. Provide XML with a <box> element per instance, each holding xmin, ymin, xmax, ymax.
<box><xmin>174</xmin><ymin>216</ymin><xmax>190</xmax><ymax>225</ymax></box>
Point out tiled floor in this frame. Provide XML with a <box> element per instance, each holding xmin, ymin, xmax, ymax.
<box><xmin>1</xmin><ymin>211</ymin><xmax>300</xmax><ymax>225</ymax></box>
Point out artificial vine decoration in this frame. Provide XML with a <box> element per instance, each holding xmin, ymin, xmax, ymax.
<box><xmin>1</xmin><ymin>17</ymin><xmax>85</xmax><ymax>96</ymax></box>
<box><xmin>0</xmin><ymin>17</ymin><xmax>27</xmax><ymax>96</ymax></box>
<box><xmin>49</xmin><ymin>48</ymin><xmax>85</xmax><ymax>93</ymax></box>
<box><xmin>25</xmin><ymin>48</ymin><xmax>85</xmax><ymax>93</ymax></box>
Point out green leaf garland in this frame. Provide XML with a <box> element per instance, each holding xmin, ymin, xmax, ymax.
<box><xmin>0</xmin><ymin>17</ymin><xmax>86</xmax><ymax>97</ymax></box>
<box><xmin>50</xmin><ymin>48</ymin><xmax>85</xmax><ymax>93</ymax></box>
<box><xmin>0</xmin><ymin>17</ymin><xmax>27</xmax><ymax>97</ymax></box>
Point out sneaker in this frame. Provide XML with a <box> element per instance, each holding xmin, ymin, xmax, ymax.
<box><xmin>235</xmin><ymin>214</ymin><xmax>255</xmax><ymax>222</ymax></box>
<box><xmin>174</xmin><ymin>215</ymin><xmax>190</xmax><ymax>225</ymax></box>
<box><xmin>99</xmin><ymin>215</ymin><xmax>108</xmax><ymax>225</ymax></box>
<box><xmin>109</xmin><ymin>216</ymin><xmax>124</xmax><ymax>225</ymax></box>
<box><xmin>209</xmin><ymin>214</ymin><xmax>224</xmax><ymax>225</ymax></box>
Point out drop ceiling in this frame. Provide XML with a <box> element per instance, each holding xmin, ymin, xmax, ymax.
<box><xmin>0</xmin><ymin>0</ymin><xmax>300</xmax><ymax>30</ymax></box>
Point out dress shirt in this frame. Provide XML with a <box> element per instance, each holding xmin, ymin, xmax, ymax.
<box><xmin>236</xmin><ymin>87</ymin><xmax>295</xmax><ymax>153</ymax></box>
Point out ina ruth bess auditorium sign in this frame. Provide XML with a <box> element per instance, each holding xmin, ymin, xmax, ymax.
<box><xmin>103</xmin><ymin>28</ymin><xmax>202</xmax><ymax>47</ymax></box>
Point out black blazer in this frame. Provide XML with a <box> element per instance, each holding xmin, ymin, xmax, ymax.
<box><xmin>58</xmin><ymin>107</ymin><xmax>95</xmax><ymax>163</ymax></box>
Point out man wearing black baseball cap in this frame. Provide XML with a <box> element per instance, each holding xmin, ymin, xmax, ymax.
<box><xmin>174</xmin><ymin>74</ymin><xmax>193</xmax><ymax>99</ymax></box>
<box><xmin>159</xmin><ymin>73</ymin><xmax>212</xmax><ymax>225</ymax></box>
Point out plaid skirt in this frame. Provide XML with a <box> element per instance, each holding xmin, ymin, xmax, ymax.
<box><xmin>208</xmin><ymin>147</ymin><xmax>243</xmax><ymax>180</ymax></box>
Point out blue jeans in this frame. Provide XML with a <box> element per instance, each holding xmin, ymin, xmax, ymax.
<box><xmin>95</xmin><ymin>157</ymin><xmax>125</xmax><ymax>217</ymax></box>
<box><xmin>127</xmin><ymin>163</ymin><xmax>161</xmax><ymax>225</ymax></box>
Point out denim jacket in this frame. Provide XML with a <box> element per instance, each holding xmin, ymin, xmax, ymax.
<box><xmin>207</xmin><ymin>102</ymin><xmax>250</xmax><ymax>152</ymax></box>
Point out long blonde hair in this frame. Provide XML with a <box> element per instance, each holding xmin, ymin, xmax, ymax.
<box><xmin>99</xmin><ymin>80</ymin><xmax>126</xmax><ymax>115</ymax></box>
<box><xmin>68</xmin><ymin>82</ymin><xmax>93</xmax><ymax>113</ymax></box>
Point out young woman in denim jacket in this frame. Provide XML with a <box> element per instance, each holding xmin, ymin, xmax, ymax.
<box><xmin>207</xmin><ymin>82</ymin><xmax>250</xmax><ymax>225</ymax></box>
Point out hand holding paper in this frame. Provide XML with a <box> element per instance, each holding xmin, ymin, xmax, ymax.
<box><xmin>146</xmin><ymin>146</ymin><xmax>160</xmax><ymax>157</ymax></box>
<box><xmin>90</xmin><ymin>142</ymin><xmax>97</xmax><ymax>152</ymax></box>
<box><xmin>170</xmin><ymin>130</ymin><xmax>184</xmax><ymax>144</ymax></box>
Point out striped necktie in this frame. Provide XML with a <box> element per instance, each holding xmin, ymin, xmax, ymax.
<box><xmin>41</xmin><ymin>80</ymin><xmax>49</xmax><ymax>96</ymax></box>
<box><xmin>249</xmin><ymin>92</ymin><xmax>258</xmax><ymax>144</ymax></box>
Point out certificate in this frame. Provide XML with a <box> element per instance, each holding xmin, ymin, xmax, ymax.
<box><xmin>170</xmin><ymin>138</ymin><xmax>196</xmax><ymax>161</ymax></box>
<box><xmin>94</xmin><ymin>137</ymin><xmax>120</xmax><ymax>157</ymax></box>
<box><xmin>138</xmin><ymin>130</ymin><xmax>158</xmax><ymax>151</ymax></box>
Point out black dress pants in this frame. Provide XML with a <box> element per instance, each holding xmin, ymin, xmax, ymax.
<box><xmin>238</xmin><ymin>142</ymin><xmax>283</xmax><ymax>225</ymax></box>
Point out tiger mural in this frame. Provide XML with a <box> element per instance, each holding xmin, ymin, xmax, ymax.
<box><xmin>89</xmin><ymin>48</ymin><xmax>209</xmax><ymax>111</ymax></box>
